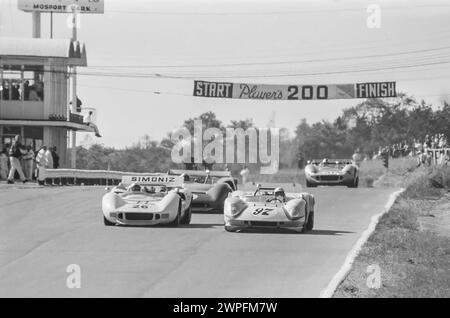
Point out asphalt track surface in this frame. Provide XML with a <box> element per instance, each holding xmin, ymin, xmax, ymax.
<box><xmin>0</xmin><ymin>183</ymin><xmax>399</xmax><ymax>297</ymax></box>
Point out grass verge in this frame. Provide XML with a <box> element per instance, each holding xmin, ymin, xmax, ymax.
<box><xmin>333</xmin><ymin>165</ymin><xmax>450</xmax><ymax>297</ymax></box>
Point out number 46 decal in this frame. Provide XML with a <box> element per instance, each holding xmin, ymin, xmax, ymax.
<box><xmin>253</xmin><ymin>207</ymin><xmax>274</xmax><ymax>216</ymax></box>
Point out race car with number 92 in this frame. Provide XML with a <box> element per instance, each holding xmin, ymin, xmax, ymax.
<box><xmin>223</xmin><ymin>185</ymin><xmax>315</xmax><ymax>233</ymax></box>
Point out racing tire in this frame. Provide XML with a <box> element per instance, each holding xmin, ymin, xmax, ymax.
<box><xmin>303</xmin><ymin>210</ymin><xmax>314</xmax><ymax>232</ymax></box>
<box><xmin>103</xmin><ymin>216</ymin><xmax>115</xmax><ymax>226</ymax></box>
<box><xmin>347</xmin><ymin>176</ymin><xmax>359</xmax><ymax>188</ymax></box>
<box><xmin>167</xmin><ymin>201</ymin><xmax>181</xmax><ymax>227</ymax></box>
<box><xmin>216</xmin><ymin>192</ymin><xmax>230</xmax><ymax>214</ymax></box>
<box><xmin>180</xmin><ymin>203</ymin><xmax>192</xmax><ymax>225</ymax></box>
<box><xmin>306</xmin><ymin>180</ymin><xmax>317</xmax><ymax>188</ymax></box>
<box><xmin>225</xmin><ymin>225</ymin><xmax>239</xmax><ymax>232</ymax></box>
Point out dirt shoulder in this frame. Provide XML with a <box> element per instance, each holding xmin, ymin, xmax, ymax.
<box><xmin>333</xmin><ymin>165</ymin><xmax>450</xmax><ymax>298</ymax></box>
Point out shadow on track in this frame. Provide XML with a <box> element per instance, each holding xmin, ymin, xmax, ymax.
<box><xmin>228</xmin><ymin>228</ymin><xmax>355</xmax><ymax>235</ymax></box>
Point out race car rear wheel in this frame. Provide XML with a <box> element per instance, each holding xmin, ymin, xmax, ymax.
<box><xmin>103</xmin><ymin>216</ymin><xmax>115</xmax><ymax>226</ymax></box>
<box><xmin>303</xmin><ymin>211</ymin><xmax>314</xmax><ymax>232</ymax></box>
<box><xmin>180</xmin><ymin>203</ymin><xmax>192</xmax><ymax>225</ymax></box>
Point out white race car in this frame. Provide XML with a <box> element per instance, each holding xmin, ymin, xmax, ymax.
<box><xmin>102</xmin><ymin>175</ymin><xmax>192</xmax><ymax>226</ymax></box>
<box><xmin>224</xmin><ymin>185</ymin><xmax>315</xmax><ymax>233</ymax></box>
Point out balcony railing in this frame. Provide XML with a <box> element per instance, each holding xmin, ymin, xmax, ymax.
<box><xmin>69</xmin><ymin>112</ymin><xmax>84</xmax><ymax>124</ymax></box>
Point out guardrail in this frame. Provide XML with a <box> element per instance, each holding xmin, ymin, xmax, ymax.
<box><xmin>43</xmin><ymin>169</ymin><xmax>162</xmax><ymax>186</ymax></box>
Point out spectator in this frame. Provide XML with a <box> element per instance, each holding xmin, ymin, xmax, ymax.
<box><xmin>0</xmin><ymin>149</ymin><xmax>8</xmax><ymax>180</ymax></box>
<box><xmin>84</xmin><ymin>111</ymin><xmax>102</xmax><ymax>137</ymax></box>
<box><xmin>7</xmin><ymin>135</ymin><xmax>27</xmax><ymax>184</ymax></box>
<box><xmin>23</xmin><ymin>80</ymin><xmax>30</xmax><ymax>100</ymax></box>
<box><xmin>352</xmin><ymin>148</ymin><xmax>363</xmax><ymax>166</ymax></box>
<box><xmin>297</xmin><ymin>153</ymin><xmax>305</xmax><ymax>169</ymax></box>
<box><xmin>22</xmin><ymin>145</ymin><xmax>35</xmax><ymax>181</ymax></box>
<box><xmin>51</xmin><ymin>146</ymin><xmax>60</xmax><ymax>169</ymax></box>
<box><xmin>35</xmin><ymin>81</ymin><xmax>44</xmax><ymax>100</ymax></box>
<box><xmin>240</xmin><ymin>166</ymin><xmax>250</xmax><ymax>185</ymax></box>
<box><xmin>45</xmin><ymin>146</ymin><xmax>54</xmax><ymax>170</ymax></box>
<box><xmin>35</xmin><ymin>146</ymin><xmax>47</xmax><ymax>185</ymax></box>
<box><xmin>28</xmin><ymin>86</ymin><xmax>41</xmax><ymax>101</ymax></box>
<box><xmin>11</xmin><ymin>83</ymin><xmax>20</xmax><ymax>100</ymax></box>
<box><xmin>2</xmin><ymin>81</ymin><xmax>9</xmax><ymax>100</ymax></box>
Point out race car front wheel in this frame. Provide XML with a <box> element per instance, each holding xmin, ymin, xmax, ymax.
<box><xmin>306</xmin><ymin>180</ymin><xmax>317</xmax><ymax>188</ymax></box>
<box><xmin>225</xmin><ymin>225</ymin><xmax>239</xmax><ymax>232</ymax></box>
<box><xmin>347</xmin><ymin>176</ymin><xmax>359</xmax><ymax>188</ymax></box>
<box><xmin>180</xmin><ymin>203</ymin><xmax>192</xmax><ymax>225</ymax></box>
<box><xmin>103</xmin><ymin>216</ymin><xmax>115</xmax><ymax>226</ymax></box>
<box><xmin>168</xmin><ymin>201</ymin><xmax>181</xmax><ymax>227</ymax></box>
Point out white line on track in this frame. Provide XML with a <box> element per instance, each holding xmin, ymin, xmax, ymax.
<box><xmin>319</xmin><ymin>188</ymin><xmax>405</xmax><ymax>298</ymax></box>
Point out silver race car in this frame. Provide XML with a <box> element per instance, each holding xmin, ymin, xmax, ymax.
<box><xmin>304</xmin><ymin>158</ymin><xmax>359</xmax><ymax>188</ymax></box>
<box><xmin>224</xmin><ymin>185</ymin><xmax>315</xmax><ymax>233</ymax></box>
<box><xmin>102</xmin><ymin>175</ymin><xmax>192</xmax><ymax>226</ymax></box>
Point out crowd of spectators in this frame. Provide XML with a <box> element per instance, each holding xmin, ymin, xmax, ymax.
<box><xmin>0</xmin><ymin>135</ymin><xmax>60</xmax><ymax>185</ymax></box>
<box><xmin>375</xmin><ymin>134</ymin><xmax>449</xmax><ymax>166</ymax></box>
<box><xmin>1</xmin><ymin>80</ymin><xmax>44</xmax><ymax>101</ymax></box>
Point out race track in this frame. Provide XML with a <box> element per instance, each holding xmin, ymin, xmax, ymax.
<box><xmin>0</xmin><ymin>184</ymin><xmax>399</xmax><ymax>297</ymax></box>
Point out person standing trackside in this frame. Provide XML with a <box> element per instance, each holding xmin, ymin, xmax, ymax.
<box><xmin>35</xmin><ymin>146</ymin><xmax>47</xmax><ymax>185</ymax></box>
<box><xmin>45</xmin><ymin>147</ymin><xmax>54</xmax><ymax>172</ymax></box>
<box><xmin>51</xmin><ymin>146</ymin><xmax>60</xmax><ymax>169</ymax></box>
<box><xmin>240</xmin><ymin>166</ymin><xmax>250</xmax><ymax>185</ymax></box>
<box><xmin>0</xmin><ymin>149</ymin><xmax>8</xmax><ymax>180</ymax></box>
<box><xmin>352</xmin><ymin>148</ymin><xmax>363</xmax><ymax>167</ymax></box>
<box><xmin>22</xmin><ymin>145</ymin><xmax>35</xmax><ymax>181</ymax></box>
<box><xmin>7</xmin><ymin>135</ymin><xmax>27</xmax><ymax>184</ymax></box>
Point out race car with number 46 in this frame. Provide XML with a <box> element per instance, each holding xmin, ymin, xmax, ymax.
<box><xmin>224</xmin><ymin>185</ymin><xmax>315</xmax><ymax>233</ymax></box>
<box><xmin>102</xmin><ymin>174</ymin><xmax>192</xmax><ymax>226</ymax></box>
<box><xmin>304</xmin><ymin>158</ymin><xmax>359</xmax><ymax>188</ymax></box>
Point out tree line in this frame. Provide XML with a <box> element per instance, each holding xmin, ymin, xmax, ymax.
<box><xmin>76</xmin><ymin>93</ymin><xmax>450</xmax><ymax>172</ymax></box>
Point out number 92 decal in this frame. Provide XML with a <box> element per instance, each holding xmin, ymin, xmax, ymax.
<box><xmin>253</xmin><ymin>207</ymin><xmax>274</xmax><ymax>216</ymax></box>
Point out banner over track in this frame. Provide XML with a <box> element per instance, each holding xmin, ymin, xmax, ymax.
<box><xmin>193</xmin><ymin>81</ymin><xmax>396</xmax><ymax>100</ymax></box>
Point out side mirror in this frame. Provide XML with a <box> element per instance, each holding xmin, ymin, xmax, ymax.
<box><xmin>105</xmin><ymin>187</ymin><xmax>110</xmax><ymax>192</ymax></box>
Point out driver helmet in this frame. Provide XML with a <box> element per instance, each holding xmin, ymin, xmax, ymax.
<box><xmin>143</xmin><ymin>186</ymin><xmax>156</xmax><ymax>193</ymax></box>
<box><xmin>130</xmin><ymin>183</ymin><xmax>141</xmax><ymax>192</ymax></box>
<box><xmin>322</xmin><ymin>158</ymin><xmax>329</xmax><ymax>164</ymax></box>
<box><xmin>274</xmin><ymin>187</ymin><xmax>286</xmax><ymax>201</ymax></box>
<box><xmin>180</xmin><ymin>173</ymin><xmax>190</xmax><ymax>182</ymax></box>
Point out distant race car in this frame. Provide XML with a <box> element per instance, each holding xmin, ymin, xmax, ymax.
<box><xmin>102</xmin><ymin>174</ymin><xmax>192</xmax><ymax>226</ymax></box>
<box><xmin>168</xmin><ymin>169</ymin><xmax>237</xmax><ymax>213</ymax></box>
<box><xmin>304</xmin><ymin>158</ymin><xmax>359</xmax><ymax>188</ymax></box>
<box><xmin>223</xmin><ymin>185</ymin><xmax>315</xmax><ymax>233</ymax></box>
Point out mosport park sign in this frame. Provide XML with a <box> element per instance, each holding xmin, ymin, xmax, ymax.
<box><xmin>193</xmin><ymin>81</ymin><xmax>396</xmax><ymax>100</ymax></box>
<box><xmin>18</xmin><ymin>0</ymin><xmax>104</xmax><ymax>13</ymax></box>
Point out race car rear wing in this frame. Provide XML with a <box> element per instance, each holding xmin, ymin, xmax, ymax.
<box><xmin>121</xmin><ymin>175</ymin><xmax>183</xmax><ymax>187</ymax></box>
<box><xmin>168</xmin><ymin>169</ymin><xmax>232</xmax><ymax>178</ymax></box>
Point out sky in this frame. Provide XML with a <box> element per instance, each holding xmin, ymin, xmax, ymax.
<box><xmin>1</xmin><ymin>0</ymin><xmax>450</xmax><ymax>148</ymax></box>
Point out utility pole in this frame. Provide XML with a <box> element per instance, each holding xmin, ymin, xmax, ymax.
<box><xmin>50</xmin><ymin>11</ymin><xmax>53</xmax><ymax>39</ymax></box>
<box><xmin>31</xmin><ymin>11</ymin><xmax>41</xmax><ymax>38</ymax></box>
<box><xmin>70</xmin><ymin>6</ymin><xmax>78</xmax><ymax>168</ymax></box>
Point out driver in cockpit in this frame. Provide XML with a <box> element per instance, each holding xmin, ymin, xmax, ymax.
<box><xmin>129</xmin><ymin>183</ymin><xmax>141</xmax><ymax>192</ymax></box>
<box><xmin>143</xmin><ymin>186</ymin><xmax>156</xmax><ymax>194</ymax></box>
<box><xmin>274</xmin><ymin>187</ymin><xmax>286</xmax><ymax>202</ymax></box>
